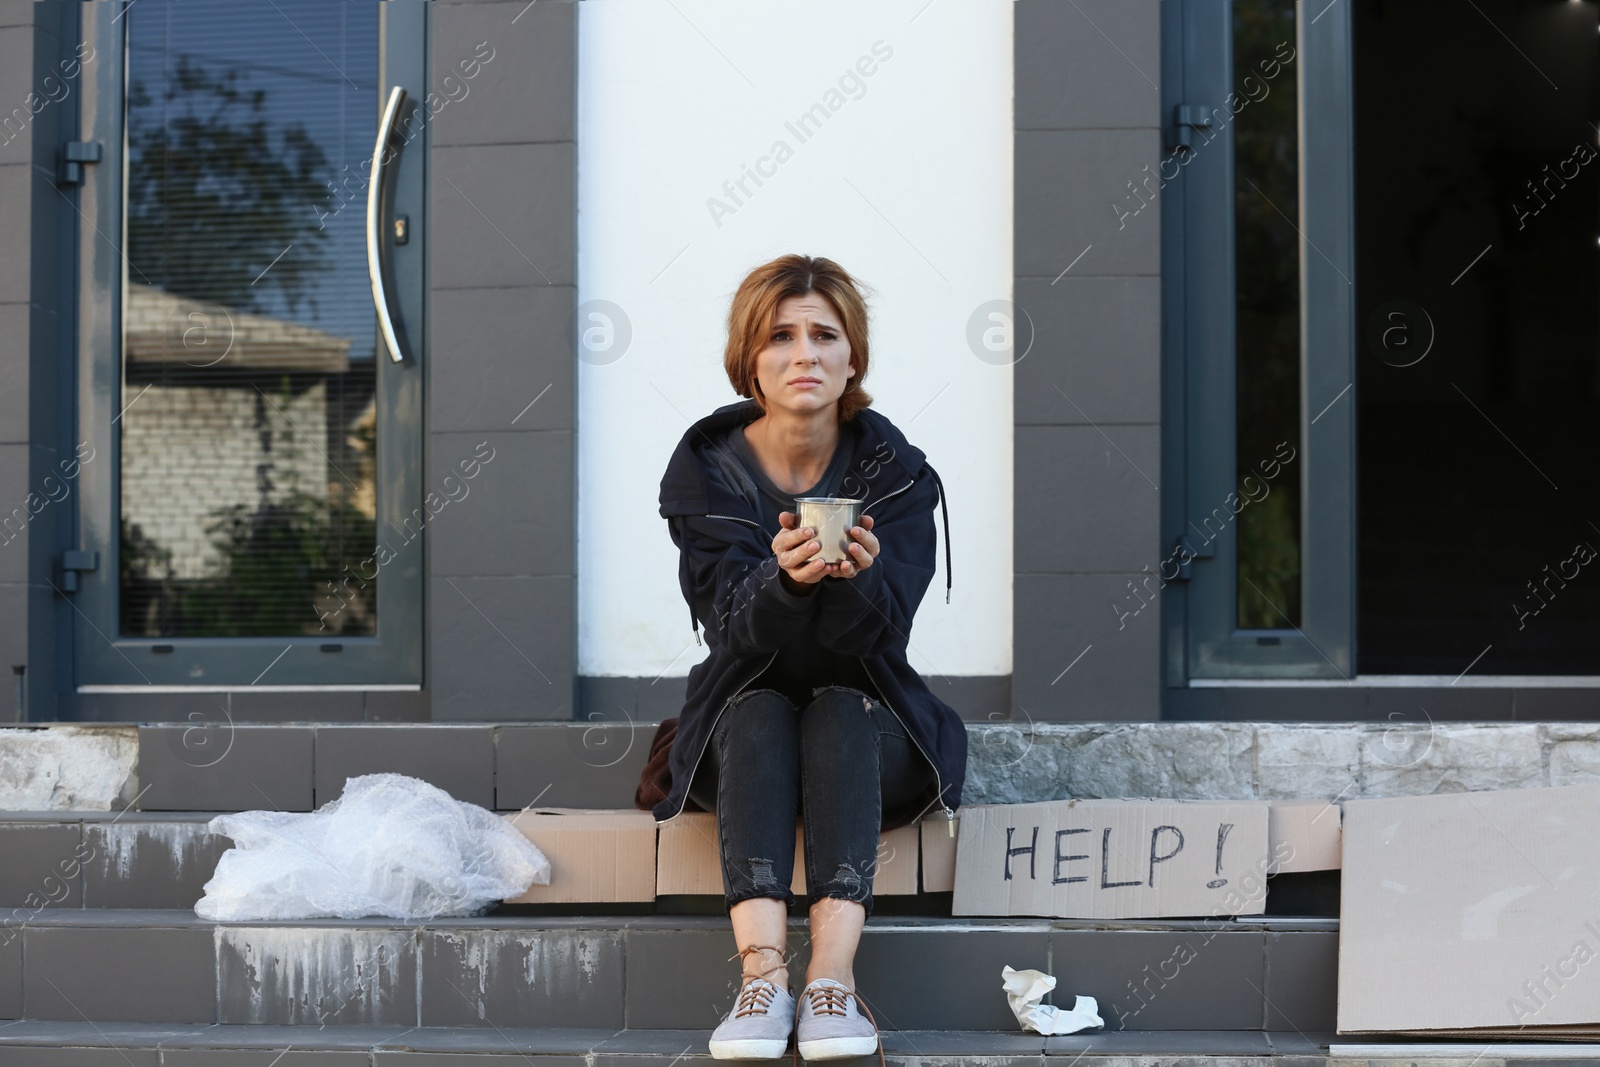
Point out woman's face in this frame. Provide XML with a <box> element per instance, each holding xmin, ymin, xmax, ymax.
<box><xmin>751</xmin><ymin>292</ymin><xmax>855</xmax><ymax>417</ymax></box>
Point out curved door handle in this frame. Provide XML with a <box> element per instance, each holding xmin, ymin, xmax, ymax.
<box><xmin>367</xmin><ymin>86</ymin><xmax>409</xmax><ymax>363</ymax></box>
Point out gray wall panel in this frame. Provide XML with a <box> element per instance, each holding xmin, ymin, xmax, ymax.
<box><xmin>430</xmin><ymin>574</ymin><xmax>573</xmax><ymax>721</ymax></box>
<box><xmin>0</xmin><ymin>0</ymin><xmax>32</xmax><ymax>29</ymax></box>
<box><xmin>427</xmin><ymin>2</ymin><xmax>577</xmax><ymax>721</ymax></box>
<box><xmin>431</xmin><ymin>0</ymin><xmax>575</xmax><ymax>147</ymax></box>
<box><xmin>0</xmin><ymin>582</ymin><xmax>24</xmax><ymax>717</ymax></box>
<box><xmin>0</xmin><ymin>28</ymin><xmax>33</xmax><ymax>140</ymax></box>
<box><xmin>0</xmin><ymin>443</ymin><xmax>28</xmax><ymax>583</ymax></box>
<box><xmin>1013</xmin><ymin>572</ymin><xmax>1160</xmax><ymax>721</ymax></box>
<box><xmin>0</xmin><ymin>164</ymin><xmax>30</xmax><ymax>301</ymax></box>
<box><xmin>0</xmin><ymin>302</ymin><xmax>25</xmax><ymax>443</ymax></box>
<box><xmin>1014</xmin><ymin>276</ymin><xmax>1161</xmax><ymax>426</ymax></box>
<box><xmin>1014</xmin><ymin>424</ymin><xmax>1160</xmax><ymax>574</ymax></box>
<box><xmin>1015</xmin><ymin>0</ymin><xmax>1163</xmax><ymax>721</ymax></box>
<box><xmin>1015</xmin><ymin>0</ymin><xmax>1162</xmax><ymax>131</ymax></box>
<box><xmin>427</xmin><ymin>429</ymin><xmax>573</xmax><ymax>580</ymax></box>
<box><xmin>429</xmin><ymin>284</ymin><xmax>575</xmax><ymax>433</ymax></box>
<box><xmin>430</xmin><ymin>143</ymin><xmax>576</xmax><ymax>290</ymax></box>
<box><xmin>1015</xmin><ymin>128</ymin><xmax>1163</xmax><ymax>279</ymax></box>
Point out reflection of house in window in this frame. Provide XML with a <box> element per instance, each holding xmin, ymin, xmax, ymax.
<box><xmin>120</xmin><ymin>283</ymin><xmax>377</xmax><ymax>638</ymax></box>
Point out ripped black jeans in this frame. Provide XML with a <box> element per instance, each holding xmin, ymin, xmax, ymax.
<box><xmin>685</xmin><ymin>684</ymin><xmax>935</xmax><ymax>918</ymax></box>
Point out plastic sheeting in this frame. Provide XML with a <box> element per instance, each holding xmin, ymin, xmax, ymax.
<box><xmin>195</xmin><ymin>773</ymin><xmax>550</xmax><ymax>920</ymax></box>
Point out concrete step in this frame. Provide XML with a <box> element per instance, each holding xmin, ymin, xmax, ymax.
<box><xmin>0</xmin><ymin>1025</ymin><xmax>1588</xmax><ymax>1067</ymax></box>
<box><xmin>10</xmin><ymin>719</ymin><xmax>1583</xmax><ymax>818</ymax></box>
<box><xmin>0</xmin><ymin>1022</ymin><xmax>1342</xmax><ymax>1065</ymax></box>
<box><xmin>0</xmin><ymin>911</ymin><xmax>1337</xmax><ymax>1034</ymax></box>
<box><xmin>0</xmin><ymin>810</ymin><xmax>1342</xmax><ymax>919</ymax></box>
<box><xmin>1</xmin><ymin>812</ymin><xmax>227</xmax><ymax>911</ymax></box>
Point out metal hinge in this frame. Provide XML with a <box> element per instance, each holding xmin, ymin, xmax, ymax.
<box><xmin>57</xmin><ymin>141</ymin><xmax>102</xmax><ymax>186</ymax></box>
<box><xmin>57</xmin><ymin>550</ymin><xmax>99</xmax><ymax>593</ymax></box>
<box><xmin>1168</xmin><ymin>534</ymin><xmax>1216</xmax><ymax>582</ymax></box>
<box><xmin>1169</xmin><ymin>104</ymin><xmax>1215</xmax><ymax>155</ymax></box>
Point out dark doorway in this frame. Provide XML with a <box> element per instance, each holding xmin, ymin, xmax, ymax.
<box><xmin>1355</xmin><ymin>0</ymin><xmax>1600</xmax><ymax>674</ymax></box>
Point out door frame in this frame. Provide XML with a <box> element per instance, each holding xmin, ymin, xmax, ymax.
<box><xmin>1162</xmin><ymin>0</ymin><xmax>1357</xmax><ymax>684</ymax></box>
<box><xmin>68</xmin><ymin>0</ymin><xmax>428</xmax><ymax>691</ymax></box>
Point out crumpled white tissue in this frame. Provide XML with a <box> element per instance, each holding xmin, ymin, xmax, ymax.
<box><xmin>195</xmin><ymin>772</ymin><xmax>551</xmax><ymax>921</ymax></box>
<box><xmin>1001</xmin><ymin>965</ymin><xmax>1104</xmax><ymax>1035</ymax></box>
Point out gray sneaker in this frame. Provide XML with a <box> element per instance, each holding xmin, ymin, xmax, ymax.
<box><xmin>708</xmin><ymin>978</ymin><xmax>796</xmax><ymax>1060</ymax></box>
<box><xmin>795</xmin><ymin>978</ymin><xmax>880</xmax><ymax>1061</ymax></box>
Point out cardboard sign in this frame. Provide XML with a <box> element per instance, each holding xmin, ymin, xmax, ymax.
<box><xmin>1267</xmin><ymin>799</ymin><xmax>1342</xmax><ymax>872</ymax></box>
<box><xmin>1339</xmin><ymin>784</ymin><xmax>1600</xmax><ymax>1037</ymax></box>
<box><xmin>952</xmin><ymin>800</ymin><xmax>1271</xmax><ymax>919</ymax></box>
<box><xmin>657</xmin><ymin>812</ymin><xmax>919</xmax><ymax>896</ymax></box>
<box><xmin>501</xmin><ymin>808</ymin><xmax>657</xmax><ymax>903</ymax></box>
<box><xmin>920</xmin><ymin>814</ymin><xmax>959</xmax><ymax>893</ymax></box>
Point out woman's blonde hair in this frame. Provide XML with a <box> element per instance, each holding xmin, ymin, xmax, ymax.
<box><xmin>723</xmin><ymin>254</ymin><xmax>873</xmax><ymax>421</ymax></box>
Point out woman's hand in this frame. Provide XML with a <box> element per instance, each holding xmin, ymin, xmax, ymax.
<box><xmin>774</xmin><ymin>512</ymin><xmax>828</xmax><ymax>592</ymax></box>
<box><xmin>831</xmin><ymin>514</ymin><xmax>879</xmax><ymax>579</ymax></box>
<box><xmin>774</xmin><ymin>513</ymin><xmax>880</xmax><ymax>591</ymax></box>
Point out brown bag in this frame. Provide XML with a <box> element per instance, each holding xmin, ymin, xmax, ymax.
<box><xmin>634</xmin><ymin>717</ymin><xmax>677</xmax><ymax>810</ymax></box>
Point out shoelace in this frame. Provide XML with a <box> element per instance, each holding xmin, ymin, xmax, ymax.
<box><xmin>803</xmin><ymin>984</ymin><xmax>852</xmax><ymax>1017</ymax></box>
<box><xmin>729</xmin><ymin>943</ymin><xmax>789</xmax><ymax>984</ymax></box>
<box><xmin>733</xmin><ymin>981</ymin><xmax>777</xmax><ymax>1018</ymax></box>
<box><xmin>792</xmin><ymin>982</ymin><xmax>887</xmax><ymax>1067</ymax></box>
<box><xmin>726</xmin><ymin>943</ymin><xmax>791</xmax><ymax>1022</ymax></box>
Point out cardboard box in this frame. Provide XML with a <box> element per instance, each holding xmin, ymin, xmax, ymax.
<box><xmin>656</xmin><ymin>812</ymin><xmax>794</xmax><ymax>896</ymax></box>
<box><xmin>920</xmin><ymin>813</ymin><xmax>958</xmax><ymax>893</ymax></box>
<box><xmin>1339</xmin><ymin>784</ymin><xmax>1600</xmax><ymax>1037</ymax></box>
<box><xmin>502</xmin><ymin>808</ymin><xmax>658</xmax><ymax>903</ymax></box>
<box><xmin>656</xmin><ymin>812</ymin><xmax>920</xmax><ymax>896</ymax></box>
<box><xmin>952</xmin><ymin>799</ymin><xmax>1270</xmax><ymax>919</ymax></box>
<box><xmin>1267</xmin><ymin>798</ymin><xmax>1342</xmax><ymax>872</ymax></box>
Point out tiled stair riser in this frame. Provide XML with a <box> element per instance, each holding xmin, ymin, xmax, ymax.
<box><xmin>1</xmin><ymin>913</ymin><xmax>1337</xmax><ymax>1033</ymax></box>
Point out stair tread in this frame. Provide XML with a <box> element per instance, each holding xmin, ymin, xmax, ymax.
<box><xmin>11</xmin><ymin>907</ymin><xmax>1337</xmax><ymax>931</ymax></box>
<box><xmin>0</xmin><ymin>1021</ymin><xmax>1334</xmax><ymax>1054</ymax></box>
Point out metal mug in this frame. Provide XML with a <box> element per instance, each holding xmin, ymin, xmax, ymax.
<box><xmin>795</xmin><ymin>496</ymin><xmax>864</xmax><ymax>564</ymax></box>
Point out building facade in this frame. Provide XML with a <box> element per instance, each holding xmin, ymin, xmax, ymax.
<box><xmin>0</xmin><ymin>0</ymin><xmax>1594</xmax><ymax>728</ymax></box>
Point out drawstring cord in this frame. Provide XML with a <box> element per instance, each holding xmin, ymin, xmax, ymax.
<box><xmin>926</xmin><ymin>462</ymin><xmax>952</xmax><ymax>604</ymax></box>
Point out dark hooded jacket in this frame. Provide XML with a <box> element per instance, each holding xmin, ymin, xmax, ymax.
<box><xmin>655</xmin><ymin>397</ymin><xmax>966</xmax><ymax>830</ymax></box>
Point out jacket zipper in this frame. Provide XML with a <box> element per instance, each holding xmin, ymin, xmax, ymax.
<box><xmin>859</xmin><ymin>477</ymin><xmax>954</xmax><ymax>833</ymax></box>
<box><xmin>857</xmin><ymin>655</ymin><xmax>956</xmax><ymax>837</ymax></box>
<box><xmin>665</xmin><ymin>487</ymin><xmax>943</xmax><ymax>828</ymax></box>
<box><xmin>863</xmin><ymin>477</ymin><xmax>914</xmax><ymax>515</ymax></box>
<box><xmin>667</xmin><ymin>507</ymin><xmax>802</xmax><ymax>814</ymax></box>
<box><xmin>656</xmin><ymin>647</ymin><xmax>779</xmax><ymax>826</ymax></box>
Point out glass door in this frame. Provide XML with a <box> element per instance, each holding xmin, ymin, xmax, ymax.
<box><xmin>71</xmin><ymin>0</ymin><xmax>425</xmax><ymax>689</ymax></box>
<box><xmin>1167</xmin><ymin>0</ymin><xmax>1356</xmax><ymax>680</ymax></box>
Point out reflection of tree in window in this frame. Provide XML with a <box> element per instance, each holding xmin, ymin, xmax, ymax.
<box><xmin>118</xmin><ymin>28</ymin><xmax>379</xmax><ymax>639</ymax></box>
<box><xmin>127</xmin><ymin>58</ymin><xmax>331</xmax><ymax>314</ymax></box>
<box><xmin>1232</xmin><ymin>0</ymin><xmax>1302</xmax><ymax>629</ymax></box>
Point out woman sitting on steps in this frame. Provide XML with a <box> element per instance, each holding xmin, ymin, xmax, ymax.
<box><xmin>654</xmin><ymin>253</ymin><xmax>966</xmax><ymax>1061</ymax></box>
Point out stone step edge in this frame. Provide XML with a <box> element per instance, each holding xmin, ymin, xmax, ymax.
<box><xmin>8</xmin><ymin>718</ymin><xmax>1591</xmax><ymax>814</ymax></box>
<box><xmin>0</xmin><ymin>1021</ymin><xmax>1334</xmax><ymax>1057</ymax></box>
<box><xmin>8</xmin><ymin>907</ymin><xmax>1339</xmax><ymax>932</ymax></box>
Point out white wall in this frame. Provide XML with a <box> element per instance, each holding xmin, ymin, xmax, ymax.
<box><xmin>577</xmin><ymin>0</ymin><xmax>1013</xmax><ymax>687</ymax></box>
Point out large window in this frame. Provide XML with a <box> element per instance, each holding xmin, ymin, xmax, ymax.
<box><xmin>1353</xmin><ymin>0</ymin><xmax>1599</xmax><ymax>676</ymax></box>
<box><xmin>1169</xmin><ymin>0</ymin><xmax>1599</xmax><ymax>686</ymax></box>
